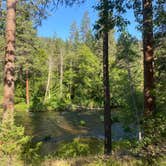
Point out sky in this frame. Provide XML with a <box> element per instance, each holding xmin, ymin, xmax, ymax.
<box><xmin>37</xmin><ymin>0</ymin><xmax>141</xmax><ymax>40</ymax></box>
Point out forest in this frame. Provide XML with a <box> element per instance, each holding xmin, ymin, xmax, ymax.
<box><xmin>0</xmin><ymin>0</ymin><xmax>165</xmax><ymax>165</ymax></box>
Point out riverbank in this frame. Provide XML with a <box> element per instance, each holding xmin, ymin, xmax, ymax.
<box><xmin>0</xmin><ymin>103</ymin><xmax>165</xmax><ymax>165</ymax></box>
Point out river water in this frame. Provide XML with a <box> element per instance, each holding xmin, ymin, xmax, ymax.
<box><xmin>15</xmin><ymin>111</ymin><xmax>137</xmax><ymax>155</ymax></box>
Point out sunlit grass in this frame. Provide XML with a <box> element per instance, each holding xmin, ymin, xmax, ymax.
<box><xmin>42</xmin><ymin>156</ymin><xmax>142</xmax><ymax>166</ymax></box>
<box><xmin>42</xmin><ymin>156</ymin><xmax>166</xmax><ymax>166</ymax></box>
<box><xmin>15</xmin><ymin>103</ymin><xmax>28</xmax><ymax>112</ymax></box>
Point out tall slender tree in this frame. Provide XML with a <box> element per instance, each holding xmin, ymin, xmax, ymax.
<box><xmin>0</xmin><ymin>0</ymin><xmax>2</xmax><ymax>16</ymax></box>
<box><xmin>69</xmin><ymin>21</ymin><xmax>80</xmax><ymax>45</ymax></box>
<box><xmin>26</xmin><ymin>69</ymin><xmax>30</xmax><ymax>105</ymax></box>
<box><xmin>44</xmin><ymin>40</ymin><xmax>53</xmax><ymax>103</ymax></box>
<box><xmin>102</xmin><ymin>0</ymin><xmax>112</xmax><ymax>155</ymax></box>
<box><xmin>59</xmin><ymin>48</ymin><xmax>64</xmax><ymax>97</ymax></box>
<box><xmin>44</xmin><ymin>55</ymin><xmax>52</xmax><ymax>102</ymax></box>
<box><xmin>103</xmin><ymin>23</ymin><xmax>112</xmax><ymax>155</ymax></box>
<box><xmin>95</xmin><ymin>0</ymin><xmax>112</xmax><ymax>155</ymax></box>
<box><xmin>80</xmin><ymin>11</ymin><xmax>91</xmax><ymax>43</ymax></box>
<box><xmin>3</xmin><ymin>0</ymin><xmax>17</xmax><ymax>123</ymax></box>
<box><xmin>142</xmin><ymin>0</ymin><xmax>155</xmax><ymax>115</ymax></box>
<box><xmin>95</xmin><ymin>0</ymin><xmax>129</xmax><ymax>155</ymax></box>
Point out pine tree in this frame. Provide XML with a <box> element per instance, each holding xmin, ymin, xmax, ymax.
<box><xmin>95</xmin><ymin>0</ymin><xmax>112</xmax><ymax>155</ymax></box>
<box><xmin>80</xmin><ymin>11</ymin><xmax>93</xmax><ymax>44</ymax></box>
<box><xmin>95</xmin><ymin>0</ymin><xmax>129</xmax><ymax>155</ymax></box>
<box><xmin>0</xmin><ymin>0</ymin><xmax>2</xmax><ymax>16</ymax></box>
<box><xmin>142</xmin><ymin>0</ymin><xmax>155</xmax><ymax>115</ymax></box>
<box><xmin>3</xmin><ymin>0</ymin><xmax>17</xmax><ymax>123</ymax></box>
<box><xmin>69</xmin><ymin>21</ymin><xmax>80</xmax><ymax>45</ymax></box>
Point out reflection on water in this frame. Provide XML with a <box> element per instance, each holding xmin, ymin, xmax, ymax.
<box><xmin>15</xmin><ymin>111</ymin><xmax>136</xmax><ymax>155</ymax></box>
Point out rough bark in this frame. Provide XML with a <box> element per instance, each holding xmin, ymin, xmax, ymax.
<box><xmin>142</xmin><ymin>0</ymin><xmax>155</xmax><ymax>115</ymax></box>
<box><xmin>103</xmin><ymin>31</ymin><xmax>112</xmax><ymax>155</ymax></box>
<box><xmin>3</xmin><ymin>0</ymin><xmax>16</xmax><ymax>123</ymax></box>
<box><xmin>26</xmin><ymin>70</ymin><xmax>30</xmax><ymax>105</ymax></box>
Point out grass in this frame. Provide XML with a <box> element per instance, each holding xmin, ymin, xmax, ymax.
<box><xmin>42</xmin><ymin>155</ymin><xmax>166</xmax><ymax>166</ymax></box>
<box><xmin>41</xmin><ymin>156</ymin><xmax>148</xmax><ymax>166</ymax></box>
<box><xmin>15</xmin><ymin>102</ymin><xmax>29</xmax><ymax>112</ymax></box>
<box><xmin>0</xmin><ymin>97</ymin><xmax>28</xmax><ymax>113</ymax></box>
<box><xmin>40</xmin><ymin>138</ymin><xmax>166</xmax><ymax>166</ymax></box>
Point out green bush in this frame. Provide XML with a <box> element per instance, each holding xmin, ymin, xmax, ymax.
<box><xmin>133</xmin><ymin>112</ymin><xmax>166</xmax><ymax>165</ymax></box>
<box><xmin>55</xmin><ymin>137</ymin><xmax>103</xmax><ymax>158</ymax></box>
<box><xmin>45</xmin><ymin>95</ymin><xmax>72</xmax><ymax>111</ymax></box>
<box><xmin>21</xmin><ymin>139</ymin><xmax>42</xmax><ymax>165</ymax></box>
<box><xmin>0</xmin><ymin>120</ymin><xmax>30</xmax><ymax>164</ymax></box>
<box><xmin>30</xmin><ymin>95</ymin><xmax>47</xmax><ymax>112</ymax></box>
<box><xmin>0</xmin><ymin>114</ymin><xmax>42</xmax><ymax>165</ymax></box>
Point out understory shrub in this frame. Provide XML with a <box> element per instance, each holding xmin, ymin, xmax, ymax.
<box><xmin>133</xmin><ymin>112</ymin><xmax>166</xmax><ymax>165</ymax></box>
<box><xmin>0</xmin><ymin>113</ymin><xmax>42</xmax><ymax>165</ymax></box>
<box><xmin>55</xmin><ymin>137</ymin><xmax>103</xmax><ymax>158</ymax></box>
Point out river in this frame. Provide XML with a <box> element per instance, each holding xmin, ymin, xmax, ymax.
<box><xmin>15</xmin><ymin>110</ymin><xmax>137</xmax><ymax>155</ymax></box>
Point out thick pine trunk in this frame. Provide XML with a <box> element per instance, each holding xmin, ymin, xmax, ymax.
<box><xmin>26</xmin><ymin>70</ymin><xmax>30</xmax><ymax>105</ymax></box>
<box><xmin>142</xmin><ymin>0</ymin><xmax>155</xmax><ymax>116</ymax></box>
<box><xmin>103</xmin><ymin>31</ymin><xmax>112</xmax><ymax>155</ymax></box>
<box><xmin>3</xmin><ymin>0</ymin><xmax>16</xmax><ymax>123</ymax></box>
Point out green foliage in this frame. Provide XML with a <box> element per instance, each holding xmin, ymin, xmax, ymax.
<box><xmin>0</xmin><ymin>125</ymin><xmax>26</xmax><ymax>154</ymax></box>
<box><xmin>79</xmin><ymin>120</ymin><xmax>86</xmax><ymax>126</ymax></box>
<box><xmin>133</xmin><ymin>112</ymin><xmax>166</xmax><ymax>165</ymax></box>
<box><xmin>113</xmin><ymin>140</ymin><xmax>132</xmax><ymax>151</ymax></box>
<box><xmin>154</xmin><ymin>28</ymin><xmax>166</xmax><ymax>113</ymax></box>
<box><xmin>94</xmin><ymin>0</ymin><xmax>129</xmax><ymax>38</ymax></box>
<box><xmin>55</xmin><ymin>138</ymin><xmax>103</xmax><ymax>158</ymax></box>
<box><xmin>113</xmin><ymin>31</ymin><xmax>143</xmax><ymax>127</ymax></box>
<box><xmin>0</xmin><ymin>1</ymin><xmax>165</xmax><ymax>164</ymax></box>
<box><xmin>21</xmin><ymin>139</ymin><xmax>42</xmax><ymax>165</ymax></box>
<box><xmin>30</xmin><ymin>90</ymin><xmax>47</xmax><ymax>112</ymax></box>
<box><xmin>0</xmin><ymin>119</ymin><xmax>29</xmax><ymax>164</ymax></box>
<box><xmin>0</xmin><ymin>114</ymin><xmax>42</xmax><ymax>165</ymax></box>
<box><xmin>46</xmin><ymin>95</ymin><xmax>71</xmax><ymax>111</ymax></box>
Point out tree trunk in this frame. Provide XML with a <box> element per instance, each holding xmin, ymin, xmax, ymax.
<box><xmin>0</xmin><ymin>0</ymin><xmax>2</xmax><ymax>17</ymax></box>
<box><xmin>69</xmin><ymin>61</ymin><xmax>73</xmax><ymax>100</ymax></box>
<box><xmin>26</xmin><ymin>70</ymin><xmax>30</xmax><ymax>105</ymax></box>
<box><xmin>60</xmin><ymin>49</ymin><xmax>64</xmax><ymax>97</ymax></box>
<box><xmin>142</xmin><ymin>0</ymin><xmax>155</xmax><ymax>116</ymax></box>
<box><xmin>44</xmin><ymin>56</ymin><xmax>52</xmax><ymax>103</ymax></box>
<box><xmin>3</xmin><ymin>0</ymin><xmax>16</xmax><ymax>123</ymax></box>
<box><xmin>103</xmin><ymin>31</ymin><xmax>112</xmax><ymax>155</ymax></box>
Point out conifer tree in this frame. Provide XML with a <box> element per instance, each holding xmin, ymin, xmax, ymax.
<box><xmin>95</xmin><ymin>0</ymin><xmax>129</xmax><ymax>155</ymax></box>
<box><xmin>80</xmin><ymin>11</ymin><xmax>90</xmax><ymax>42</ymax></box>
<box><xmin>3</xmin><ymin>0</ymin><xmax>17</xmax><ymax>123</ymax></box>
<box><xmin>142</xmin><ymin>0</ymin><xmax>155</xmax><ymax>115</ymax></box>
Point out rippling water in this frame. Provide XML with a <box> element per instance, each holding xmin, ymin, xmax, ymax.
<box><xmin>15</xmin><ymin>110</ymin><xmax>137</xmax><ymax>155</ymax></box>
